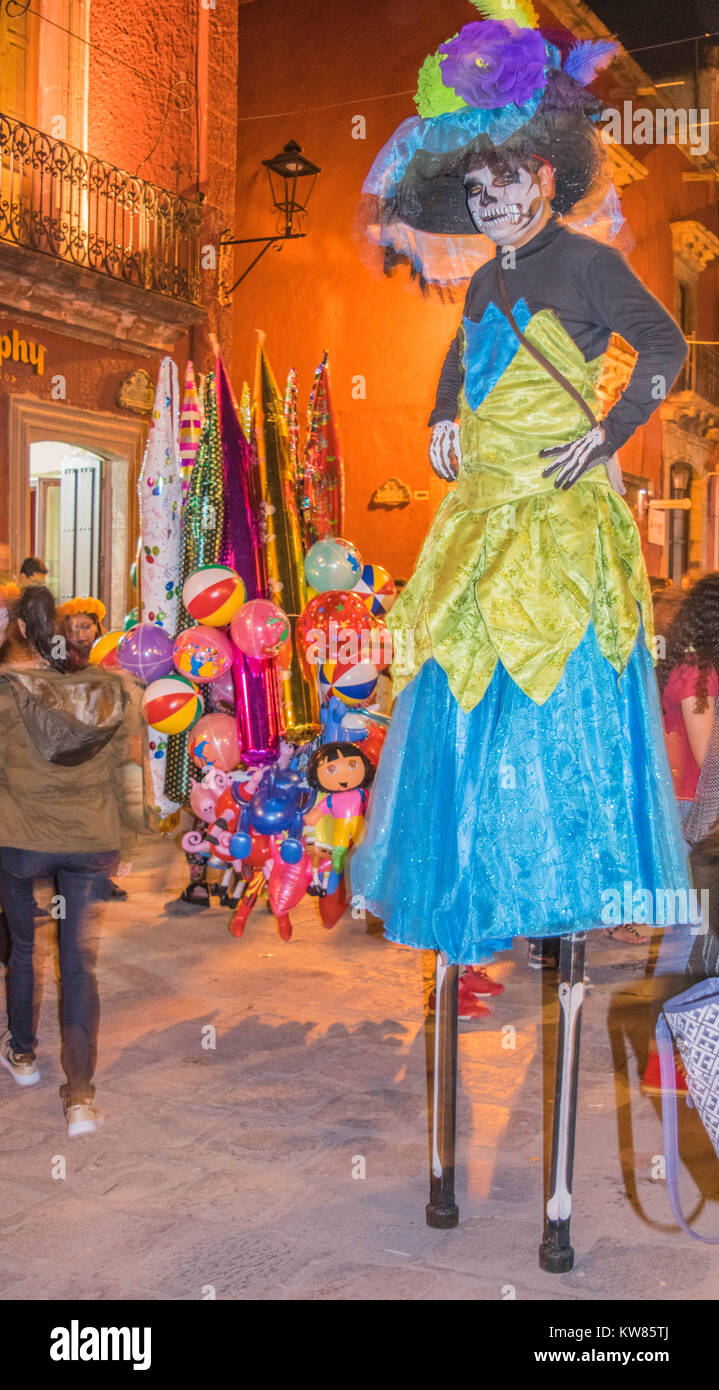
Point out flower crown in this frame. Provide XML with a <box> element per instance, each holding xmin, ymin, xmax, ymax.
<box><xmin>57</xmin><ymin>596</ymin><xmax>107</xmax><ymax>622</ymax></box>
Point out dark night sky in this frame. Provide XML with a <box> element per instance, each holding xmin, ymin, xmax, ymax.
<box><xmin>587</xmin><ymin>0</ymin><xmax>719</xmax><ymax>78</ymax></box>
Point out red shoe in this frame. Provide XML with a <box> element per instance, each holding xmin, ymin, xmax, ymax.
<box><xmin>641</xmin><ymin>1049</ymin><xmax>688</xmax><ymax>1097</ymax></box>
<box><xmin>427</xmin><ymin>976</ymin><xmax>490</xmax><ymax>1020</ymax></box>
<box><xmin>463</xmin><ymin>968</ymin><xmax>504</xmax><ymax>997</ymax></box>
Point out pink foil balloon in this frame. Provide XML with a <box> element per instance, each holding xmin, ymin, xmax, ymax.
<box><xmin>209</xmin><ymin>667</ymin><xmax>236</xmax><ymax>709</ymax></box>
<box><xmin>231</xmin><ymin>599</ymin><xmax>291</xmax><ymax>659</ymax></box>
<box><xmin>231</xmin><ymin>644</ymin><xmax>281</xmax><ymax>767</ymax></box>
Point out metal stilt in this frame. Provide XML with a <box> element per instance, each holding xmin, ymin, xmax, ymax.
<box><xmin>426</xmin><ymin>952</ymin><xmax>460</xmax><ymax>1229</ymax></box>
<box><xmin>539</xmin><ymin>931</ymin><xmax>586</xmax><ymax>1272</ymax></box>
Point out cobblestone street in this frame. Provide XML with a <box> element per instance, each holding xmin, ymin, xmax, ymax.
<box><xmin>1</xmin><ymin>835</ymin><xmax>717</xmax><ymax>1302</ymax></box>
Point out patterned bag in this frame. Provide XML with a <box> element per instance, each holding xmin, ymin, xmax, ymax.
<box><xmin>657</xmin><ymin>977</ymin><xmax>719</xmax><ymax>1242</ymax></box>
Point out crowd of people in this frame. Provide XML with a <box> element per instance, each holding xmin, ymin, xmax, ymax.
<box><xmin>0</xmin><ymin>551</ymin><xmax>718</xmax><ymax>1135</ymax></box>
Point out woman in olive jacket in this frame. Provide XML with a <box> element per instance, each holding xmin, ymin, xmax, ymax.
<box><xmin>0</xmin><ymin>585</ymin><xmax>141</xmax><ymax>1136</ymax></box>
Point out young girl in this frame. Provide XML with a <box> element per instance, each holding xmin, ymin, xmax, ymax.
<box><xmin>641</xmin><ymin>574</ymin><xmax>719</xmax><ymax>1095</ymax></box>
<box><xmin>659</xmin><ymin>574</ymin><xmax>719</xmax><ymax>815</ymax></box>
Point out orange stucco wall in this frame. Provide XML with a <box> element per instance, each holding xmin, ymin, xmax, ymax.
<box><xmin>86</xmin><ymin>1</ymin><xmax>197</xmax><ymax>195</ymax></box>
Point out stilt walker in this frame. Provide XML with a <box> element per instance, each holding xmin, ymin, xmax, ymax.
<box><xmin>351</xmin><ymin>0</ymin><xmax>691</xmax><ymax>1261</ymax></box>
<box><xmin>539</xmin><ymin>932</ymin><xmax>585</xmax><ymax>1272</ymax></box>
<box><xmin>427</xmin><ymin>955</ymin><xmax>459</xmax><ymax>1229</ymax></box>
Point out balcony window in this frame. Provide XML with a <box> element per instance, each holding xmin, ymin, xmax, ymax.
<box><xmin>0</xmin><ymin>112</ymin><xmax>202</xmax><ymax>304</ymax></box>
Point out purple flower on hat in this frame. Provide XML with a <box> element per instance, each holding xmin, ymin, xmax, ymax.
<box><xmin>439</xmin><ymin>20</ymin><xmax>548</xmax><ymax>110</ymax></box>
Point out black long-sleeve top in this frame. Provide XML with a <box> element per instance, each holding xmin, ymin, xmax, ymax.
<box><xmin>428</xmin><ymin>218</ymin><xmax>687</xmax><ymax>454</ymax></box>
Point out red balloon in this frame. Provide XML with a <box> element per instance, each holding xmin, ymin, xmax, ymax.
<box><xmin>319</xmin><ymin>875</ymin><xmax>348</xmax><ymax>929</ymax></box>
<box><xmin>276</xmin><ymin>913</ymin><xmax>293</xmax><ymax>942</ymax></box>
<box><xmin>246</xmin><ymin>830</ymin><xmax>273</xmax><ymax>869</ymax></box>
<box><xmin>296</xmin><ymin>590</ymin><xmax>380</xmax><ymax>677</ymax></box>
<box><xmin>268</xmin><ymin>852</ymin><xmax>313</xmax><ymax>916</ymax></box>
<box><xmin>229</xmin><ymin>875</ymin><xmax>263</xmax><ymax>937</ymax></box>
<box><xmin>359</xmin><ymin>723</ymin><xmax>387</xmax><ymax>767</ymax></box>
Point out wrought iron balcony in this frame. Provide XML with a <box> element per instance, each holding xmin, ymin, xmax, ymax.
<box><xmin>676</xmin><ymin>341</ymin><xmax>719</xmax><ymax>405</ymax></box>
<box><xmin>0</xmin><ymin>113</ymin><xmax>202</xmax><ymax>305</ymax></box>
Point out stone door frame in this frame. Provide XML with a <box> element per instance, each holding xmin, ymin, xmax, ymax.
<box><xmin>7</xmin><ymin>394</ymin><xmax>145</xmax><ymax>627</ymax></box>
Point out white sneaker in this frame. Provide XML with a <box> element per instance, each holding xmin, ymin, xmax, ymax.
<box><xmin>64</xmin><ymin>1102</ymin><xmax>103</xmax><ymax>1138</ymax></box>
<box><xmin>0</xmin><ymin>1029</ymin><xmax>40</xmax><ymax>1086</ymax></box>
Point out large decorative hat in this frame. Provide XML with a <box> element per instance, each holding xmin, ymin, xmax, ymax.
<box><xmin>358</xmin><ymin>0</ymin><xmax>623</xmax><ymax>289</ymax></box>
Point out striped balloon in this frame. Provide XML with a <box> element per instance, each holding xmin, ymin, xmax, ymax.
<box><xmin>179</xmin><ymin>361</ymin><xmax>202</xmax><ymax>501</ymax></box>
<box><xmin>182</xmin><ymin>564</ymin><xmax>246</xmax><ymax>627</ymax></box>
<box><xmin>319</xmin><ymin>658</ymin><xmax>378</xmax><ymax>707</ymax></box>
<box><xmin>353</xmin><ymin>563</ymin><xmax>397</xmax><ymax>616</ymax></box>
<box><xmin>142</xmin><ymin>674</ymin><xmax>203</xmax><ymax>735</ymax></box>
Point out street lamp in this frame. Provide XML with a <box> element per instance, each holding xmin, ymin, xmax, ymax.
<box><xmin>220</xmin><ymin>140</ymin><xmax>321</xmax><ymax>299</ymax></box>
<box><xmin>670</xmin><ymin>462</ymin><xmax>692</xmax><ymax>496</ymax></box>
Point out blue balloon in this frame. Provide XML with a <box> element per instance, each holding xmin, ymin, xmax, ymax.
<box><xmin>280</xmin><ymin>837</ymin><xmax>303</xmax><ymax>864</ymax></box>
<box><xmin>250</xmin><ymin>793</ymin><xmax>294</xmax><ymax>834</ymax></box>
<box><xmin>229</xmin><ymin>831</ymin><xmax>251</xmax><ymax>860</ymax></box>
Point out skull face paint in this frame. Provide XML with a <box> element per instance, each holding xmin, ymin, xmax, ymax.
<box><xmin>464</xmin><ymin>163</ymin><xmax>553</xmax><ymax>248</ymax></box>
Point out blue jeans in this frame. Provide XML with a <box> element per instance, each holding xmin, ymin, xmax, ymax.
<box><xmin>0</xmin><ymin>847</ymin><xmax>118</xmax><ymax>1103</ymax></box>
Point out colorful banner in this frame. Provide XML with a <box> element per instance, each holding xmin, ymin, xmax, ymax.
<box><xmin>137</xmin><ymin>356</ymin><xmax>182</xmax><ymax>820</ymax></box>
<box><xmin>298</xmin><ymin>352</ymin><xmax>344</xmax><ymax>547</ymax></box>
<box><xmin>254</xmin><ymin>338</ymin><xmax>319</xmax><ymax>743</ymax></box>
<box><xmin>216</xmin><ymin>351</ymin><xmax>281</xmax><ymax>764</ymax></box>
<box><xmin>164</xmin><ymin>373</ymin><xmax>225</xmax><ymax>806</ymax></box>
<box><xmin>178</xmin><ymin>361</ymin><xmax>203</xmax><ymax>503</ymax></box>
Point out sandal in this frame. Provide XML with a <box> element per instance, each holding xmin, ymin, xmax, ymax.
<box><xmin>604</xmin><ymin>923</ymin><xmax>650</xmax><ymax>946</ymax></box>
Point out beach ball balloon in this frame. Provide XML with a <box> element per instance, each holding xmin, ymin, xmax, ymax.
<box><xmin>182</xmin><ymin>564</ymin><xmax>246</xmax><ymax>628</ymax></box>
<box><xmin>117</xmin><ymin>622</ymin><xmax>175</xmax><ymax>682</ymax></box>
<box><xmin>304</xmin><ymin>538</ymin><xmax>363</xmax><ymax>593</ymax></box>
<box><xmin>89</xmin><ymin>630</ymin><xmax>123</xmax><ymax>669</ymax></box>
<box><xmin>319</xmin><ymin>658</ymin><xmax>378</xmax><ymax>707</ymax></box>
<box><xmin>354</xmin><ymin>564</ymin><xmax>396</xmax><ymax>616</ymax></box>
<box><xmin>189</xmin><ymin>712</ymin><xmax>240</xmax><ymax>774</ymax></box>
<box><xmin>173</xmin><ymin>625</ymin><xmax>233</xmax><ymax>683</ymax></box>
<box><xmin>230</xmin><ymin>600</ymin><xmax>290</xmax><ymax>659</ymax></box>
<box><xmin>124</xmin><ymin>606</ymin><xmax>139</xmax><ymax>631</ymax></box>
<box><xmin>142</xmin><ymin>674</ymin><xmax>202</xmax><ymax>734</ymax></box>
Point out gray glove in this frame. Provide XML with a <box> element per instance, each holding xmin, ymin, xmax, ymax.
<box><xmin>540</xmin><ymin>426</ymin><xmax>610</xmax><ymax>490</ymax></box>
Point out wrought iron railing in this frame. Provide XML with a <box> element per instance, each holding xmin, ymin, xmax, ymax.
<box><xmin>0</xmin><ymin>113</ymin><xmax>202</xmax><ymax>305</ymax></box>
<box><xmin>676</xmin><ymin>341</ymin><xmax>719</xmax><ymax>404</ymax></box>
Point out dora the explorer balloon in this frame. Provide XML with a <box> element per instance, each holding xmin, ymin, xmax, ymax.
<box><xmin>305</xmin><ymin>741</ymin><xmax>375</xmax><ymax>876</ymax></box>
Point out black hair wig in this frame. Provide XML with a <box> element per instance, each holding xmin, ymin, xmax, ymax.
<box><xmin>307</xmin><ymin>741</ymin><xmax>376</xmax><ymax>792</ymax></box>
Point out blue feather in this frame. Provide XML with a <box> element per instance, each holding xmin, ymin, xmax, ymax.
<box><xmin>564</xmin><ymin>38</ymin><xmax>618</xmax><ymax>86</ymax></box>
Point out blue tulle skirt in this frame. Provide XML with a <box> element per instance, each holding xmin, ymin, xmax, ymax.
<box><xmin>350</xmin><ymin>626</ymin><xmax>690</xmax><ymax>964</ymax></box>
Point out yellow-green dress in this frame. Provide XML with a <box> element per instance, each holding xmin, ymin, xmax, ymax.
<box><xmin>350</xmin><ymin>302</ymin><xmax>689</xmax><ymax>963</ymax></box>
